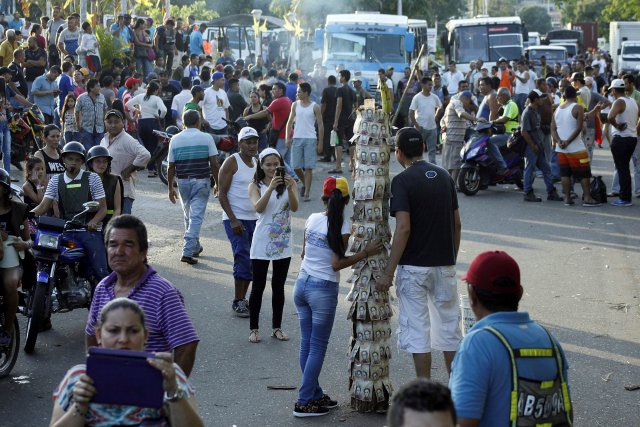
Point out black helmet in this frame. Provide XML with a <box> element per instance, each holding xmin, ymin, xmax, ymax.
<box><xmin>0</xmin><ymin>167</ymin><xmax>10</xmax><ymax>189</ymax></box>
<box><xmin>166</xmin><ymin>126</ymin><xmax>181</xmax><ymax>137</ymax></box>
<box><xmin>61</xmin><ymin>141</ymin><xmax>86</xmax><ymax>160</ymax></box>
<box><xmin>223</xmin><ymin>64</ymin><xmax>234</xmax><ymax>74</ymax></box>
<box><xmin>86</xmin><ymin>145</ymin><xmax>112</xmax><ymax>164</ymax></box>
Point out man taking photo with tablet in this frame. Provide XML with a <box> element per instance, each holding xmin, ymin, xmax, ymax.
<box><xmin>85</xmin><ymin>215</ymin><xmax>200</xmax><ymax>376</ymax></box>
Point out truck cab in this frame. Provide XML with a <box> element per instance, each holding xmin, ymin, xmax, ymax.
<box><xmin>524</xmin><ymin>45</ymin><xmax>568</xmax><ymax>66</ymax></box>
<box><xmin>618</xmin><ymin>41</ymin><xmax>640</xmax><ymax>75</ymax></box>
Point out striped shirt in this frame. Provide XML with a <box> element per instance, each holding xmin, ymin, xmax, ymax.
<box><xmin>85</xmin><ymin>266</ymin><xmax>199</xmax><ymax>352</ymax></box>
<box><xmin>44</xmin><ymin>170</ymin><xmax>106</xmax><ymax>201</ymax></box>
<box><xmin>53</xmin><ymin>363</ymin><xmax>193</xmax><ymax>426</ymax></box>
<box><xmin>442</xmin><ymin>98</ymin><xmax>469</xmax><ymax>144</ymax></box>
<box><xmin>167</xmin><ymin>128</ymin><xmax>218</xmax><ymax>179</ymax></box>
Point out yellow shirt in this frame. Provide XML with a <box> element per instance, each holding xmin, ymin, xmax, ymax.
<box><xmin>378</xmin><ymin>79</ymin><xmax>393</xmax><ymax>114</ymax></box>
<box><xmin>0</xmin><ymin>40</ymin><xmax>18</xmax><ymax>67</ymax></box>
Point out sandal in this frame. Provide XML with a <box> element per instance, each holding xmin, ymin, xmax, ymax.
<box><xmin>249</xmin><ymin>329</ymin><xmax>261</xmax><ymax>343</ymax></box>
<box><xmin>148</xmin><ymin>171</ymin><xmax>158</xmax><ymax>178</ymax></box>
<box><xmin>271</xmin><ymin>328</ymin><xmax>289</xmax><ymax>341</ymax></box>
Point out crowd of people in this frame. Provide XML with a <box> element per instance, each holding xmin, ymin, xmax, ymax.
<box><xmin>0</xmin><ymin>6</ymin><xmax>636</xmax><ymax>426</ymax></box>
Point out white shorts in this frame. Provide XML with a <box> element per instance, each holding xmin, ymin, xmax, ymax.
<box><xmin>395</xmin><ymin>265</ymin><xmax>462</xmax><ymax>353</ymax></box>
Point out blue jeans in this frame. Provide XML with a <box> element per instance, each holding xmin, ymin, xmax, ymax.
<box><xmin>293</xmin><ymin>271</ymin><xmax>339</xmax><ymax>405</ymax></box>
<box><xmin>275</xmin><ymin>138</ymin><xmax>297</xmax><ymax>179</ymax></box>
<box><xmin>420</xmin><ymin>128</ymin><xmax>438</xmax><ymax>164</ymax></box>
<box><xmin>0</xmin><ymin>124</ymin><xmax>10</xmax><ymax>172</ymax></box>
<box><xmin>136</xmin><ymin>57</ymin><xmax>153</xmax><ymax>81</ymax></box>
<box><xmin>178</xmin><ymin>178</ymin><xmax>210</xmax><ymax>257</ymax></box>
<box><xmin>223</xmin><ymin>219</ymin><xmax>256</xmax><ymax>280</ymax></box>
<box><xmin>122</xmin><ymin>197</ymin><xmax>134</xmax><ymax>215</ymax></box>
<box><xmin>487</xmin><ymin>133</ymin><xmax>509</xmax><ymax>170</ymax></box>
<box><xmin>80</xmin><ymin>130</ymin><xmax>104</xmax><ymax>151</ymax></box>
<box><xmin>523</xmin><ymin>142</ymin><xmax>555</xmax><ymax>194</ymax></box>
<box><xmin>64</xmin><ymin>230</ymin><xmax>109</xmax><ymax>281</ymax></box>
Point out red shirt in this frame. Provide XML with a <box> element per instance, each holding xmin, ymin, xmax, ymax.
<box><xmin>268</xmin><ymin>96</ymin><xmax>292</xmax><ymax>139</ymax></box>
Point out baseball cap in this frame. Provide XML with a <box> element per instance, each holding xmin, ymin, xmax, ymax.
<box><xmin>105</xmin><ymin>109</ymin><xmax>123</xmax><ymax>119</ymax></box>
<box><xmin>215</xmin><ymin>64</ymin><xmax>224</xmax><ymax>71</ymax></box>
<box><xmin>125</xmin><ymin>77</ymin><xmax>141</xmax><ymax>88</ymax></box>
<box><xmin>323</xmin><ymin>176</ymin><xmax>350</xmax><ymax>198</ymax></box>
<box><xmin>123</xmin><ymin>13</ymin><xmax>131</xmax><ymax>18</ymax></box>
<box><xmin>460</xmin><ymin>90</ymin><xmax>473</xmax><ymax>99</ymax></box>
<box><xmin>79</xmin><ymin>68</ymin><xmax>90</xmax><ymax>77</ymax></box>
<box><xmin>238</xmin><ymin>127</ymin><xmax>259</xmax><ymax>141</ymax></box>
<box><xmin>610</xmin><ymin>78</ymin><xmax>625</xmax><ymax>89</ymax></box>
<box><xmin>211</xmin><ymin>71</ymin><xmax>224</xmax><ymax>81</ymax></box>
<box><xmin>202</xmin><ymin>62</ymin><xmax>213</xmax><ymax>69</ymax></box>
<box><xmin>462</xmin><ymin>251</ymin><xmax>523</xmax><ymax>295</ymax></box>
<box><xmin>395</xmin><ymin>127</ymin><xmax>423</xmax><ymax>148</ymax></box>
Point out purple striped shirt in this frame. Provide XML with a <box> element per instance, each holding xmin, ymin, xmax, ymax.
<box><xmin>85</xmin><ymin>266</ymin><xmax>199</xmax><ymax>352</ymax></box>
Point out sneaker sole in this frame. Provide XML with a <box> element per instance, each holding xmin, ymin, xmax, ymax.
<box><xmin>293</xmin><ymin>411</ymin><xmax>329</xmax><ymax>418</ymax></box>
<box><xmin>234</xmin><ymin>311</ymin><xmax>250</xmax><ymax>318</ymax></box>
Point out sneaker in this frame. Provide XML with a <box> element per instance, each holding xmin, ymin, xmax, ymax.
<box><xmin>582</xmin><ymin>200</ymin><xmax>601</xmax><ymax>207</ymax></box>
<box><xmin>315</xmin><ymin>394</ymin><xmax>338</xmax><ymax>409</ymax></box>
<box><xmin>610</xmin><ymin>199</ymin><xmax>633</xmax><ymax>207</ymax></box>
<box><xmin>181</xmin><ymin>255</ymin><xmax>198</xmax><ymax>265</ymax></box>
<box><xmin>564</xmin><ymin>198</ymin><xmax>575</xmax><ymax>206</ymax></box>
<box><xmin>607</xmin><ymin>192</ymin><xmax>620</xmax><ymax>198</ymax></box>
<box><xmin>0</xmin><ymin>330</ymin><xmax>12</xmax><ymax>346</ymax></box>
<box><xmin>524</xmin><ymin>191</ymin><xmax>542</xmax><ymax>202</ymax></box>
<box><xmin>547</xmin><ymin>190</ymin><xmax>563</xmax><ymax>201</ymax></box>
<box><xmin>299</xmin><ymin>185</ymin><xmax>305</xmax><ymax>197</ymax></box>
<box><xmin>293</xmin><ymin>402</ymin><xmax>330</xmax><ymax>418</ymax></box>
<box><xmin>233</xmin><ymin>299</ymin><xmax>250</xmax><ymax>317</ymax></box>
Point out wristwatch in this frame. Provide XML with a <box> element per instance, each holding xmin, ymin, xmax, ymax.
<box><xmin>164</xmin><ymin>387</ymin><xmax>188</xmax><ymax>403</ymax></box>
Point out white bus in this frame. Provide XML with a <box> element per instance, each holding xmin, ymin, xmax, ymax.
<box><xmin>441</xmin><ymin>16</ymin><xmax>527</xmax><ymax>72</ymax></box>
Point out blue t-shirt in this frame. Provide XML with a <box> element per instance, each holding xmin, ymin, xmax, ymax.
<box><xmin>449</xmin><ymin>312</ymin><xmax>570</xmax><ymax>426</ymax></box>
<box><xmin>189</xmin><ymin>30</ymin><xmax>203</xmax><ymax>56</ymax></box>
<box><xmin>57</xmin><ymin>73</ymin><xmax>74</xmax><ymax>107</ymax></box>
<box><xmin>285</xmin><ymin>82</ymin><xmax>297</xmax><ymax>102</ymax></box>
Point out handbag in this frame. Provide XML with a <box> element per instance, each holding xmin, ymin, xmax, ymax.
<box><xmin>146</xmin><ymin>47</ymin><xmax>156</xmax><ymax>61</ymax></box>
<box><xmin>267</xmin><ymin>123</ymin><xmax>286</xmax><ymax>148</ymax></box>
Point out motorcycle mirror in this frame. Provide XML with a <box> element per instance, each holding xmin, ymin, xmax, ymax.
<box><xmin>83</xmin><ymin>201</ymin><xmax>100</xmax><ymax>212</ymax></box>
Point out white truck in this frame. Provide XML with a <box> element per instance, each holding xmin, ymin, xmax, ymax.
<box><xmin>610</xmin><ymin>22</ymin><xmax>640</xmax><ymax>75</ymax></box>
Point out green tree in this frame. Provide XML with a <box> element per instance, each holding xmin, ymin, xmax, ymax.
<box><xmin>519</xmin><ymin>5</ymin><xmax>552</xmax><ymax>34</ymax></box>
<box><xmin>602</xmin><ymin>0</ymin><xmax>640</xmax><ymax>22</ymax></box>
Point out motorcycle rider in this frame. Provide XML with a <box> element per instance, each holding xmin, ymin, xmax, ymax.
<box><xmin>86</xmin><ymin>146</ymin><xmax>123</xmax><ymax>227</ymax></box>
<box><xmin>31</xmin><ymin>142</ymin><xmax>109</xmax><ymax>281</ymax></box>
<box><xmin>487</xmin><ymin>88</ymin><xmax>519</xmax><ymax>176</ymax></box>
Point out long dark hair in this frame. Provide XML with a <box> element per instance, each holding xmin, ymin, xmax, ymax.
<box><xmin>254</xmin><ymin>153</ymin><xmax>285</xmax><ymax>198</ymax></box>
<box><xmin>323</xmin><ymin>190</ymin><xmax>349</xmax><ymax>258</ymax></box>
<box><xmin>60</xmin><ymin>93</ymin><xmax>76</xmax><ymax>123</ymax></box>
<box><xmin>144</xmin><ymin>81</ymin><xmax>159</xmax><ymax>101</ymax></box>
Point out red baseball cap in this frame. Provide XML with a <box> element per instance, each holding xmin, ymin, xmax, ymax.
<box><xmin>323</xmin><ymin>176</ymin><xmax>350</xmax><ymax>198</ymax></box>
<box><xmin>462</xmin><ymin>251</ymin><xmax>522</xmax><ymax>295</ymax></box>
<box><xmin>125</xmin><ymin>77</ymin><xmax>141</xmax><ymax>89</ymax></box>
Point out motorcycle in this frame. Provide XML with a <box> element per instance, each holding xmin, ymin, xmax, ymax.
<box><xmin>457</xmin><ymin>122</ymin><xmax>524</xmax><ymax>196</ymax></box>
<box><xmin>23</xmin><ymin>202</ymin><xmax>99</xmax><ymax>354</ymax></box>
<box><xmin>154</xmin><ymin>117</ymin><xmax>242</xmax><ymax>186</ymax></box>
<box><xmin>8</xmin><ymin>106</ymin><xmax>46</xmax><ymax>171</ymax></box>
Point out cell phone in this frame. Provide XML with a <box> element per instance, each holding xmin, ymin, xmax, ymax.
<box><xmin>276</xmin><ymin>166</ymin><xmax>285</xmax><ymax>178</ymax></box>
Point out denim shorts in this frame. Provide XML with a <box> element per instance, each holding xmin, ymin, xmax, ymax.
<box><xmin>291</xmin><ymin>138</ymin><xmax>317</xmax><ymax>170</ymax></box>
<box><xmin>223</xmin><ymin>219</ymin><xmax>257</xmax><ymax>281</ymax></box>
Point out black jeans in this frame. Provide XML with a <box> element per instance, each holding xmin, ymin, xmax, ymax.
<box><xmin>139</xmin><ymin>118</ymin><xmax>161</xmax><ymax>171</ymax></box>
<box><xmin>611</xmin><ymin>136</ymin><xmax>638</xmax><ymax>202</ymax></box>
<box><xmin>249</xmin><ymin>258</ymin><xmax>291</xmax><ymax>330</ymax></box>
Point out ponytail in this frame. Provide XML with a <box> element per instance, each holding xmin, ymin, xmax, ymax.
<box><xmin>325</xmin><ymin>189</ymin><xmax>348</xmax><ymax>258</ymax></box>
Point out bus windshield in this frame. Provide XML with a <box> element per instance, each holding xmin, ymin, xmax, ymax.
<box><xmin>488</xmin><ymin>33</ymin><xmax>523</xmax><ymax>62</ymax></box>
<box><xmin>453</xmin><ymin>26</ymin><xmax>488</xmax><ymax>63</ymax></box>
<box><xmin>452</xmin><ymin>25</ymin><xmax>523</xmax><ymax>63</ymax></box>
<box><xmin>325</xmin><ymin>32</ymin><xmax>406</xmax><ymax>64</ymax></box>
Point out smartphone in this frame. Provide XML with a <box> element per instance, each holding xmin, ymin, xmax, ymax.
<box><xmin>276</xmin><ymin>166</ymin><xmax>285</xmax><ymax>178</ymax></box>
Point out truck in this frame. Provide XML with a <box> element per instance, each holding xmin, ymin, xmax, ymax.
<box><xmin>524</xmin><ymin>45</ymin><xmax>568</xmax><ymax>66</ymax></box>
<box><xmin>542</xmin><ymin>29</ymin><xmax>583</xmax><ymax>57</ymax></box>
<box><xmin>524</xmin><ymin>32</ymin><xmax>540</xmax><ymax>48</ymax></box>
<box><xmin>610</xmin><ymin>22</ymin><xmax>640</xmax><ymax>76</ymax></box>
<box><xmin>570</xmin><ymin>22</ymin><xmax>597</xmax><ymax>51</ymax></box>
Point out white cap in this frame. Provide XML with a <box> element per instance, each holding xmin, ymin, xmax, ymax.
<box><xmin>258</xmin><ymin>147</ymin><xmax>280</xmax><ymax>162</ymax></box>
<box><xmin>202</xmin><ymin>62</ymin><xmax>214</xmax><ymax>69</ymax></box>
<box><xmin>238</xmin><ymin>127</ymin><xmax>259</xmax><ymax>141</ymax></box>
<box><xmin>610</xmin><ymin>78</ymin><xmax>625</xmax><ymax>89</ymax></box>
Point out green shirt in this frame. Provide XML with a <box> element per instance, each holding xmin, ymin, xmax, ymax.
<box><xmin>500</xmin><ymin>99</ymin><xmax>520</xmax><ymax>133</ymax></box>
<box><xmin>184</xmin><ymin>101</ymin><xmax>201</xmax><ymax>113</ymax></box>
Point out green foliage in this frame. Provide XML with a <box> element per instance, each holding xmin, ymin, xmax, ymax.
<box><xmin>554</xmin><ymin>0</ymin><xmax>637</xmax><ymax>38</ymax></box>
<box><xmin>519</xmin><ymin>5</ymin><xmax>552</xmax><ymax>34</ymax></box>
<box><xmin>135</xmin><ymin>0</ymin><xmax>219</xmax><ymax>23</ymax></box>
<box><xmin>602</xmin><ymin>0</ymin><xmax>640</xmax><ymax>22</ymax></box>
<box><xmin>96</xmin><ymin>25</ymin><xmax>125</xmax><ymax>68</ymax></box>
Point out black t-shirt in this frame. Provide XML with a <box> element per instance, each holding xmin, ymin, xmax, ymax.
<box><xmin>336</xmin><ymin>84</ymin><xmax>355</xmax><ymax>125</ymax></box>
<box><xmin>390</xmin><ymin>161</ymin><xmax>459</xmax><ymax>267</ymax></box>
<box><xmin>321</xmin><ymin>86</ymin><xmax>337</xmax><ymax>122</ymax></box>
<box><xmin>228</xmin><ymin>91</ymin><xmax>247</xmax><ymax>121</ymax></box>
<box><xmin>0</xmin><ymin>205</ymin><xmax>27</xmax><ymax>236</ymax></box>
<box><xmin>24</xmin><ymin>48</ymin><xmax>47</xmax><ymax>81</ymax></box>
<box><xmin>159</xmin><ymin>83</ymin><xmax>179</xmax><ymax>111</ymax></box>
<box><xmin>9</xmin><ymin>61</ymin><xmax>28</xmax><ymax>97</ymax></box>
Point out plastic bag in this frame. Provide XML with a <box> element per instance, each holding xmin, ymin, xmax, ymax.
<box><xmin>330</xmin><ymin>130</ymin><xmax>340</xmax><ymax>147</ymax></box>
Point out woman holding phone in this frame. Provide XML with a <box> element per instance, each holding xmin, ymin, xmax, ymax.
<box><xmin>49</xmin><ymin>298</ymin><xmax>204</xmax><ymax>427</ymax></box>
<box><xmin>248</xmin><ymin>148</ymin><xmax>298</xmax><ymax>343</ymax></box>
<box><xmin>292</xmin><ymin>176</ymin><xmax>383</xmax><ymax>417</ymax></box>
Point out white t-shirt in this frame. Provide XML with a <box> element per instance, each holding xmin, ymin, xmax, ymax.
<box><xmin>515</xmin><ymin>70</ymin><xmax>530</xmax><ymax>94</ymax></box>
<box><xmin>443</xmin><ymin>70</ymin><xmax>464</xmax><ymax>95</ymax></box>
<box><xmin>409</xmin><ymin>92</ymin><xmax>442</xmax><ymax>130</ymax></box>
<box><xmin>300</xmin><ymin>212</ymin><xmax>351</xmax><ymax>282</ymax></box>
<box><xmin>202</xmin><ymin>87</ymin><xmax>230</xmax><ymax>130</ymax></box>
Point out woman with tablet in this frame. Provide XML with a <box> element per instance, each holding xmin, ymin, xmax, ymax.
<box><xmin>49</xmin><ymin>298</ymin><xmax>204</xmax><ymax>427</ymax></box>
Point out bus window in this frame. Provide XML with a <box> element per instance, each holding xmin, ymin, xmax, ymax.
<box><xmin>453</xmin><ymin>26</ymin><xmax>488</xmax><ymax>63</ymax></box>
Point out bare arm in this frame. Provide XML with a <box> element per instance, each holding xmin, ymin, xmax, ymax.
<box><xmin>245</xmin><ymin>108</ymin><xmax>270</xmax><ymax>121</ymax></box>
<box><xmin>217</xmin><ymin>156</ymin><xmax>239</xmax><ymax>222</ymax></box>
<box><xmin>314</xmin><ymin>104</ymin><xmax>324</xmax><ymax>150</ymax></box>
<box><xmin>489</xmin><ymin>94</ymin><xmax>500</xmax><ymax>121</ymax></box>
<box><xmin>333</xmin><ymin>96</ymin><xmax>343</xmax><ymax>131</ymax></box>
<box><xmin>209</xmin><ymin>156</ymin><xmax>220</xmax><ymax>188</ymax></box>
<box><xmin>173</xmin><ymin>341</ymin><xmax>198</xmax><ymax>377</ymax></box>
<box><xmin>113</xmin><ymin>179</ymin><xmax>122</xmax><ymax>217</ymax></box>
<box><xmin>607</xmin><ymin>98</ymin><xmax>626</xmax><ymax>129</ymax></box>
<box><xmin>330</xmin><ymin>235</ymin><xmax>382</xmax><ymax>271</ymax></box>
<box><xmin>285</xmin><ymin>102</ymin><xmax>296</xmax><ymax>143</ymax></box>
<box><xmin>31</xmin><ymin>197</ymin><xmax>55</xmax><ymax>216</ymax></box>
<box><xmin>409</xmin><ymin>108</ymin><xmax>417</xmax><ymax>128</ymax></box>
<box><xmin>458</xmin><ymin>419</ymin><xmax>480</xmax><ymax>427</ymax></box>
<box><xmin>377</xmin><ymin>211</ymin><xmax>410</xmax><ymax>291</ymax></box>
<box><xmin>454</xmin><ymin>209</ymin><xmax>461</xmax><ymax>259</ymax></box>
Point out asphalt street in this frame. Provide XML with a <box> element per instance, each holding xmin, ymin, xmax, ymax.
<box><xmin>1</xmin><ymin>144</ymin><xmax>639</xmax><ymax>427</ymax></box>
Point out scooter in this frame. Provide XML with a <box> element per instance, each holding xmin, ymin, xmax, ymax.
<box><xmin>457</xmin><ymin>122</ymin><xmax>524</xmax><ymax>196</ymax></box>
<box><xmin>23</xmin><ymin>202</ymin><xmax>99</xmax><ymax>353</ymax></box>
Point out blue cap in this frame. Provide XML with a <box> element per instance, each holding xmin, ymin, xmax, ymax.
<box><xmin>460</xmin><ymin>90</ymin><xmax>473</xmax><ymax>99</ymax></box>
<box><xmin>211</xmin><ymin>71</ymin><xmax>224</xmax><ymax>81</ymax></box>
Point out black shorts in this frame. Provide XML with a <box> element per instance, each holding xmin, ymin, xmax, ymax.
<box><xmin>337</xmin><ymin>123</ymin><xmax>355</xmax><ymax>148</ymax></box>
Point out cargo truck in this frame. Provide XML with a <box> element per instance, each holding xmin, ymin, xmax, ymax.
<box><xmin>610</xmin><ymin>21</ymin><xmax>640</xmax><ymax>75</ymax></box>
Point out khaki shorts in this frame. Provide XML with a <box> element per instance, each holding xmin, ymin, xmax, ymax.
<box><xmin>396</xmin><ymin>265</ymin><xmax>462</xmax><ymax>353</ymax></box>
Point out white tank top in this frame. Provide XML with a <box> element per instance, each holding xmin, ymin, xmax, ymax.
<box><xmin>293</xmin><ymin>101</ymin><xmax>317</xmax><ymax>139</ymax></box>
<box><xmin>554</xmin><ymin>102</ymin><xmax>585</xmax><ymax>153</ymax></box>
<box><xmin>249</xmin><ymin>184</ymin><xmax>293</xmax><ymax>260</ymax></box>
<box><xmin>222</xmin><ymin>153</ymin><xmax>259</xmax><ymax>221</ymax></box>
<box><xmin>611</xmin><ymin>96</ymin><xmax>639</xmax><ymax>138</ymax></box>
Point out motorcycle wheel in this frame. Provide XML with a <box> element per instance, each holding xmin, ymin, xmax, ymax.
<box><xmin>24</xmin><ymin>284</ymin><xmax>47</xmax><ymax>354</ymax></box>
<box><xmin>157</xmin><ymin>156</ymin><xmax>169</xmax><ymax>186</ymax></box>
<box><xmin>0</xmin><ymin>315</ymin><xmax>19</xmax><ymax>378</ymax></box>
<box><xmin>458</xmin><ymin>168</ymin><xmax>481</xmax><ymax>196</ymax></box>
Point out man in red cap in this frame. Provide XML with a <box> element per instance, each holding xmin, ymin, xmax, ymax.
<box><xmin>449</xmin><ymin>250</ymin><xmax>573</xmax><ymax>427</ymax></box>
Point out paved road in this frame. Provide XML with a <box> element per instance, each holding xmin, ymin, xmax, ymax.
<box><xmin>1</xmin><ymin>146</ymin><xmax>639</xmax><ymax>426</ymax></box>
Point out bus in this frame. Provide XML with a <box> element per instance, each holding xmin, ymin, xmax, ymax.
<box><xmin>441</xmin><ymin>16</ymin><xmax>527</xmax><ymax>73</ymax></box>
<box><xmin>314</xmin><ymin>12</ymin><xmax>427</xmax><ymax>89</ymax></box>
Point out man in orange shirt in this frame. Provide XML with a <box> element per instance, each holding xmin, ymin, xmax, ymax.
<box><xmin>496</xmin><ymin>58</ymin><xmax>514</xmax><ymax>95</ymax></box>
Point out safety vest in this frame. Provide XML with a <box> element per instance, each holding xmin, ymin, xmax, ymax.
<box><xmin>483</xmin><ymin>326</ymin><xmax>573</xmax><ymax>427</ymax></box>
